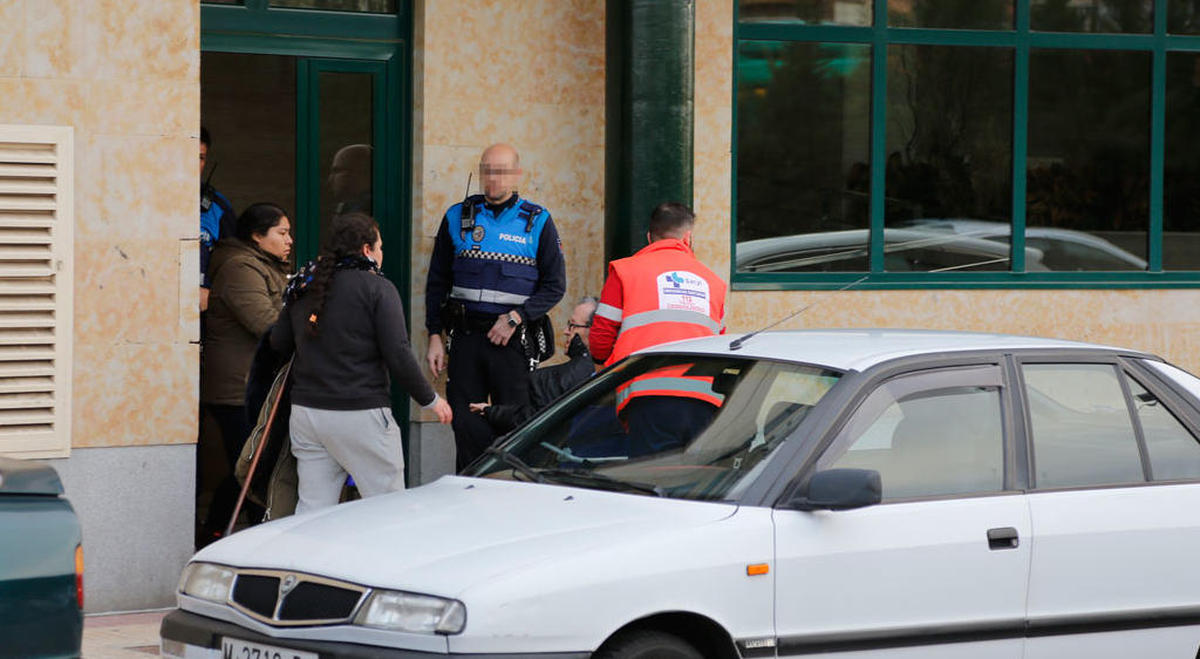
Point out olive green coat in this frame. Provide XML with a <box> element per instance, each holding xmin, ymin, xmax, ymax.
<box><xmin>201</xmin><ymin>238</ymin><xmax>291</xmax><ymax>405</ymax></box>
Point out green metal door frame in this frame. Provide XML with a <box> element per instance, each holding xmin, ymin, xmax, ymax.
<box><xmin>201</xmin><ymin>2</ymin><xmax>417</xmax><ymax>463</ymax></box>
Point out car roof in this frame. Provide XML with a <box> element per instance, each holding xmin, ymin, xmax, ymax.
<box><xmin>635</xmin><ymin>329</ymin><xmax>1151</xmax><ymax>372</ymax></box>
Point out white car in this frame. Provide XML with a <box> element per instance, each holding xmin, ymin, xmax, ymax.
<box><xmin>161</xmin><ymin>330</ymin><xmax>1200</xmax><ymax>658</ymax></box>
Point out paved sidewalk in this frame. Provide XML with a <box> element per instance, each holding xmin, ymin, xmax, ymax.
<box><xmin>82</xmin><ymin>610</ymin><xmax>168</xmax><ymax>658</ymax></box>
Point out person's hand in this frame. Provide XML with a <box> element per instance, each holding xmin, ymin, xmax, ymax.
<box><xmin>427</xmin><ymin>333</ymin><xmax>446</xmax><ymax>377</ymax></box>
<box><xmin>431</xmin><ymin>397</ymin><xmax>453</xmax><ymax>424</ymax></box>
<box><xmin>487</xmin><ymin>314</ymin><xmax>518</xmax><ymax>346</ymax></box>
<box><xmin>468</xmin><ymin>402</ymin><xmax>490</xmax><ymax>416</ymax></box>
<box><xmin>199</xmin><ymin>287</ymin><xmax>210</xmax><ymax>312</ymax></box>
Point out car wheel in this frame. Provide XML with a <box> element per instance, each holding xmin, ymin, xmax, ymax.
<box><xmin>594</xmin><ymin>630</ymin><xmax>704</xmax><ymax>659</ymax></box>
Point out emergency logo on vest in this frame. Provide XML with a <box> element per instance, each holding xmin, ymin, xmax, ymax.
<box><xmin>657</xmin><ymin>271</ymin><xmax>710</xmax><ymax>314</ymax></box>
<box><xmin>472</xmin><ymin>225</ymin><xmax>486</xmax><ymax>242</ymax></box>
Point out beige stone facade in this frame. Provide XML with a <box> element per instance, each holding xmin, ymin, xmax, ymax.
<box><xmin>0</xmin><ymin>0</ymin><xmax>200</xmax><ymax>451</ymax></box>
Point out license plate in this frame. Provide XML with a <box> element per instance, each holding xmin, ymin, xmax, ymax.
<box><xmin>220</xmin><ymin>637</ymin><xmax>319</xmax><ymax>659</ymax></box>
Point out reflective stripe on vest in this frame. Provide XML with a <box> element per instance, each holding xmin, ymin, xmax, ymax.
<box><xmin>614</xmin><ymin>363</ymin><xmax>724</xmax><ymax>414</ymax></box>
<box><xmin>596</xmin><ymin>302</ymin><xmax>623</xmax><ymax>322</ymax></box>
<box><xmin>450</xmin><ymin>285</ymin><xmax>531</xmax><ymax>306</ymax></box>
<box><xmin>615</xmin><ymin>376</ymin><xmax>724</xmax><ymax>406</ymax></box>
<box><xmin>618</xmin><ymin>308</ymin><xmax>721</xmax><ymax>335</ymax></box>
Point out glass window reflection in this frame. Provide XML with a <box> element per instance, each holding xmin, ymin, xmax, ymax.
<box><xmin>1026</xmin><ymin>49</ymin><xmax>1150</xmax><ymax>270</ymax></box>
<box><xmin>270</xmin><ymin>0</ymin><xmax>395</xmax><ymax>13</ymax></box>
<box><xmin>889</xmin><ymin>0</ymin><xmax>1014</xmax><ymax>30</ymax></box>
<box><xmin>1164</xmin><ymin>52</ymin><xmax>1200</xmax><ymax>269</ymax></box>
<box><xmin>318</xmin><ymin>71</ymin><xmax>375</xmax><ymax>246</ymax></box>
<box><xmin>736</xmin><ymin>41</ymin><xmax>871</xmax><ymax>272</ymax></box>
<box><xmin>738</xmin><ymin>0</ymin><xmax>871</xmax><ymax>26</ymax></box>
<box><xmin>883</xmin><ymin>45</ymin><xmax>1014</xmax><ymax>273</ymax></box>
<box><xmin>1169</xmin><ymin>0</ymin><xmax>1200</xmax><ymax>33</ymax></box>
<box><xmin>1031</xmin><ymin>0</ymin><xmax>1153</xmax><ymax>33</ymax></box>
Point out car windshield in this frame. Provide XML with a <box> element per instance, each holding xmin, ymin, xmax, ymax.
<box><xmin>466</xmin><ymin>354</ymin><xmax>841</xmax><ymax>501</ymax></box>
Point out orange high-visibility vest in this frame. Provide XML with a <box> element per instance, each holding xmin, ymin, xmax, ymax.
<box><xmin>596</xmin><ymin>240</ymin><xmax>727</xmax><ymax>413</ymax></box>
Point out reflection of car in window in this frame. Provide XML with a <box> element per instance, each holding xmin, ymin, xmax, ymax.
<box><xmin>163</xmin><ymin>330</ymin><xmax>1200</xmax><ymax>658</ymax></box>
<box><xmin>736</xmin><ymin>227</ymin><xmax>1051</xmax><ymax>272</ymax></box>
<box><xmin>897</xmin><ymin>218</ymin><xmax>1148</xmax><ymax>271</ymax></box>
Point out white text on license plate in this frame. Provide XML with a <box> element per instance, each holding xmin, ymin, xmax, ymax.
<box><xmin>221</xmin><ymin>637</ymin><xmax>318</xmax><ymax>659</ymax></box>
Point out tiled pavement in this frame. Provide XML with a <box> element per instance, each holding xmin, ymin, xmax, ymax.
<box><xmin>82</xmin><ymin>610</ymin><xmax>168</xmax><ymax>658</ymax></box>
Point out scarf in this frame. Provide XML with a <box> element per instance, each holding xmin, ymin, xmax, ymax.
<box><xmin>284</xmin><ymin>254</ymin><xmax>382</xmax><ymax>305</ymax></box>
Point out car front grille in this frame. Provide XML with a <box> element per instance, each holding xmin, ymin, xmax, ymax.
<box><xmin>228</xmin><ymin>569</ymin><xmax>368</xmax><ymax>626</ymax></box>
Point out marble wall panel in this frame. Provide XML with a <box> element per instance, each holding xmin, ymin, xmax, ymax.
<box><xmin>0</xmin><ymin>0</ymin><xmax>200</xmax><ymax>449</ymax></box>
<box><xmin>75</xmin><ymin>237</ymin><xmax>183</xmax><ymax>346</ymax></box>
<box><xmin>71</xmin><ymin>341</ymin><xmax>198</xmax><ymax>449</ymax></box>
<box><xmin>0</xmin><ymin>1</ymin><xmax>22</xmax><ymax>77</ymax></box>
<box><xmin>22</xmin><ymin>0</ymin><xmax>85</xmax><ymax>79</ymax></box>
<box><xmin>693</xmin><ymin>0</ymin><xmax>1200</xmax><ymax>373</ymax></box>
<box><xmin>88</xmin><ymin>134</ymin><xmax>196</xmax><ymax>242</ymax></box>
<box><xmin>0</xmin><ymin>77</ymin><xmax>86</xmax><ymax>127</ymax></box>
<box><xmin>84</xmin><ymin>0</ymin><xmax>199</xmax><ymax>82</ymax></box>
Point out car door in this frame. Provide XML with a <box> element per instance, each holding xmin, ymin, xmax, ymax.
<box><xmin>771</xmin><ymin>364</ymin><xmax>1029</xmax><ymax>658</ymax></box>
<box><xmin>1019</xmin><ymin>358</ymin><xmax>1200</xmax><ymax>658</ymax></box>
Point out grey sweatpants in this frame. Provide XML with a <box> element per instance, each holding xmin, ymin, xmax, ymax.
<box><xmin>289</xmin><ymin>404</ymin><xmax>405</xmax><ymax>514</ymax></box>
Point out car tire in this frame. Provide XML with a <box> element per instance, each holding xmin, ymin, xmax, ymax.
<box><xmin>594</xmin><ymin>630</ymin><xmax>704</xmax><ymax>659</ymax></box>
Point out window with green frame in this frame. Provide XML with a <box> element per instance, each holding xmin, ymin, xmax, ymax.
<box><xmin>734</xmin><ymin>0</ymin><xmax>1200</xmax><ymax>289</ymax></box>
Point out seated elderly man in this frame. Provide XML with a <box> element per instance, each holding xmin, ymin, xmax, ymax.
<box><xmin>470</xmin><ymin>296</ymin><xmax>598</xmax><ymax>433</ymax></box>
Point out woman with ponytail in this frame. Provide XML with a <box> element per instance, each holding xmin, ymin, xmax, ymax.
<box><xmin>271</xmin><ymin>213</ymin><xmax>451</xmax><ymax>513</ymax></box>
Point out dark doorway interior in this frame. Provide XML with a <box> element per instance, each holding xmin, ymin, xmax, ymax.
<box><xmin>201</xmin><ymin>52</ymin><xmax>298</xmax><ymax>224</ymax></box>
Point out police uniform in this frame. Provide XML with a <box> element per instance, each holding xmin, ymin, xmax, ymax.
<box><xmin>200</xmin><ymin>183</ymin><xmax>236</xmax><ymax>289</ymax></box>
<box><xmin>425</xmin><ymin>193</ymin><xmax>567</xmax><ymax>470</ymax></box>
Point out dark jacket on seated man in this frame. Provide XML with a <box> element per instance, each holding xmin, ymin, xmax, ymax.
<box><xmin>484</xmin><ymin>334</ymin><xmax>594</xmax><ymax>433</ymax></box>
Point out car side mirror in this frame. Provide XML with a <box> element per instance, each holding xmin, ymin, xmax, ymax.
<box><xmin>787</xmin><ymin>468</ymin><xmax>881</xmax><ymax>511</ymax></box>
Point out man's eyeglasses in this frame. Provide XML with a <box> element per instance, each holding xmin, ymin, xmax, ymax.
<box><xmin>567</xmin><ymin>321</ymin><xmax>592</xmax><ymax>330</ymax></box>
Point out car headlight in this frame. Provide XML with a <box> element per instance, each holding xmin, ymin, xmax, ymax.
<box><xmin>178</xmin><ymin>562</ymin><xmax>235</xmax><ymax>604</ymax></box>
<box><xmin>355</xmin><ymin>590</ymin><xmax>466</xmax><ymax>635</ymax></box>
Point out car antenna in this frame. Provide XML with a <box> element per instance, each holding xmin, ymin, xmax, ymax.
<box><xmin>729</xmin><ymin>274</ymin><xmax>870</xmax><ymax>351</ymax></box>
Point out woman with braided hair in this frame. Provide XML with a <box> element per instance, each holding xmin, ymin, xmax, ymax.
<box><xmin>271</xmin><ymin>212</ymin><xmax>452</xmax><ymax>513</ymax></box>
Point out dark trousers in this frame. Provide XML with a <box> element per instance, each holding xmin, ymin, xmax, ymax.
<box><xmin>201</xmin><ymin>403</ymin><xmax>263</xmax><ymax>533</ymax></box>
<box><xmin>622</xmin><ymin>396</ymin><xmax>717</xmax><ymax>457</ymax></box>
<box><xmin>447</xmin><ymin>330</ymin><xmax>531</xmax><ymax>471</ymax></box>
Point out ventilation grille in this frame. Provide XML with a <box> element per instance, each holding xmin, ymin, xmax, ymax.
<box><xmin>0</xmin><ymin>126</ymin><xmax>73</xmax><ymax>459</ymax></box>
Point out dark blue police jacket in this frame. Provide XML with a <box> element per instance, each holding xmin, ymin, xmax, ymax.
<box><xmin>200</xmin><ymin>186</ymin><xmax>235</xmax><ymax>288</ymax></box>
<box><xmin>447</xmin><ymin>195</ymin><xmax>549</xmax><ymax>317</ymax></box>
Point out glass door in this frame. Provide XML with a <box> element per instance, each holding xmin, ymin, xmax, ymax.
<box><xmin>298</xmin><ymin>59</ymin><xmax>388</xmax><ymax>260</ymax></box>
<box><xmin>202</xmin><ymin>54</ymin><xmax>394</xmax><ymax>264</ymax></box>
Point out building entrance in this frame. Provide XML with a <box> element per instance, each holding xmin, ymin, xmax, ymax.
<box><xmin>198</xmin><ymin>1</ymin><xmax>411</xmax><ymax>537</ymax></box>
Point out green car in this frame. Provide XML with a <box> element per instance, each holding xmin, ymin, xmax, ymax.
<box><xmin>0</xmin><ymin>457</ymin><xmax>83</xmax><ymax>658</ymax></box>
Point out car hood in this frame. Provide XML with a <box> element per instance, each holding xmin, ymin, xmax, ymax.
<box><xmin>0</xmin><ymin>457</ymin><xmax>63</xmax><ymax>495</ymax></box>
<box><xmin>195</xmin><ymin>475</ymin><xmax>736</xmax><ymax>598</ymax></box>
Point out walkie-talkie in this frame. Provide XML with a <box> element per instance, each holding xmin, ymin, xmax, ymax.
<box><xmin>458</xmin><ymin>171</ymin><xmax>475</xmax><ymax>238</ymax></box>
<box><xmin>200</xmin><ymin>162</ymin><xmax>219</xmax><ymax>212</ymax></box>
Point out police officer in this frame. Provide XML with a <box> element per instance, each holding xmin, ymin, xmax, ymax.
<box><xmin>200</xmin><ymin>126</ymin><xmax>236</xmax><ymax>314</ymax></box>
<box><xmin>425</xmin><ymin>144</ymin><xmax>566</xmax><ymax>470</ymax></box>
